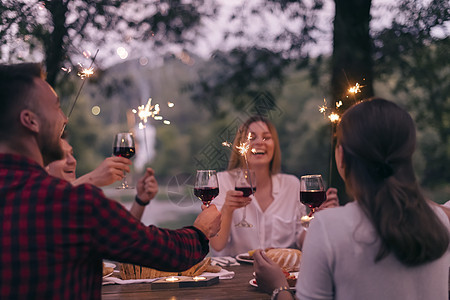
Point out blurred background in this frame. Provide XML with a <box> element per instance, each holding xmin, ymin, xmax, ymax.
<box><xmin>1</xmin><ymin>0</ymin><xmax>449</xmax><ymax>227</ymax></box>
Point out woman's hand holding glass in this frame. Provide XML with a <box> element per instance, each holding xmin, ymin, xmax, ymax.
<box><xmin>300</xmin><ymin>175</ymin><xmax>326</xmax><ymax>216</ymax></box>
<box><xmin>222</xmin><ymin>190</ymin><xmax>252</xmax><ymax>212</ymax></box>
<box><xmin>318</xmin><ymin>188</ymin><xmax>339</xmax><ymax>210</ymax></box>
<box><xmin>234</xmin><ymin>169</ymin><xmax>256</xmax><ymax>227</ymax></box>
<box><xmin>300</xmin><ymin>176</ymin><xmax>339</xmax><ymax>228</ymax></box>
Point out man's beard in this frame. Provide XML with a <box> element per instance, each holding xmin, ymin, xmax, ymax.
<box><xmin>40</xmin><ymin>130</ymin><xmax>64</xmax><ymax>166</ymax></box>
<box><xmin>42</xmin><ymin>144</ymin><xmax>64</xmax><ymax>166</ymax></box>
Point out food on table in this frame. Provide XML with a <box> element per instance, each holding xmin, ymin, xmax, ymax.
<box><xmin>281</xmin><ymin>269</ymin><xmax>297</xmax><ymax>287</ymax></box>
<box><xmin>205</xmin><ymin>264</ymin><xmax>222</xmax><ymax>273</ymax></box>
<box><xmin>247</xmin><ymin>250</ymin><xmax>256</xmax><ymax>258</ymax></box>
<box><xmin>102</xmin><ymin>262</ymin><xmax>114</xmax><ymax>277</ymax></box>
<box><xmin>247</xmin><ymin>247</ymin><xmax>274</xmax><ymax>259</ymax></box>
<box><xmin>265</xmin><ymin>248</ymin><xmax>302</xmax><ymax>272</ymax></box>
<box><xmin>120</xmin><ymin>257</ymin><xmax>220</xmax><ymax>279</ymax></box>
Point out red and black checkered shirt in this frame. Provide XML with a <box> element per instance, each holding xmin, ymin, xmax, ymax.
<box><xmin>0</xmin><ymin>154</ymin><xmax>209</xmax><ymax>299</ymax></box>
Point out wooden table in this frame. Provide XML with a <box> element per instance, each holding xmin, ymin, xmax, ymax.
<box><xmin>102</xmin><ymin>263</ymin><xmax>272</xmax><ymax>299</ymax></box>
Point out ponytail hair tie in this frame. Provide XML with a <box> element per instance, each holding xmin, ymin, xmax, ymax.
<box><xmin>376</xmin><ymin>161</ymin><xmax>394</xmax><ymax>178</ymax></box>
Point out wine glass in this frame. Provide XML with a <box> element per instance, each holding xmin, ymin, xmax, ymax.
<box><xmin>113</xmin><ymin>132</ymin><xmax>135</xmax><ymax>189</ymax></box>
<box><xmin>300</xmin><ymin>175</ymin><xmax>326</xmax><ymax>226</ymax></box>
<box><xmin>234</xmin><ymin>169</ymin><xmax>256</xmax><ymax>228</ymax></box>
<box><xmin>194</xmin><ymin>170</ymin><xmax>219</xmax><ymax>207</ymax></box>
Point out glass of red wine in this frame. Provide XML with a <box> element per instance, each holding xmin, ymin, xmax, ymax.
<box><xmin>300</xmin><ymin>174</ymin><xmax>326</xmax><ymax>221</ymax></box>
<box><xmin>113</xmin><ymin>132</ymin><xmax>135</xmax><ymax>189</ymax></box>
<box><xmin>194</xmin><ymin>170</ymin><xmax>219</xmax><ymax>207</ymax></box>
<box><xmin>234</xmin><ymin>169</ymin><xmax>256</xmax><ymax>228</ymax></box>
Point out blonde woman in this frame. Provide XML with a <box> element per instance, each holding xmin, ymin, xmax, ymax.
<box><xmin>210</xmin><ymin>116</ymin><xmax>338</xmax><ymax>256</ymax></box>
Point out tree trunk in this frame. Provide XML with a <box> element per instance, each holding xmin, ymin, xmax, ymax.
<box><xmin>330</xmin><ymin>0</ymin><xmax>374</xmax><ymax>204</ymax></box>
<box><xmin>44</xmin><ymin>0</ymin><xmax>69</xmax><ymax>87</ymax></box>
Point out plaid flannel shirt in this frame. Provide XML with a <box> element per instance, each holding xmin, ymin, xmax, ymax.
<box><xmin>0</xmin><ymin>154</ymin><xmax>209</xmax><ymax>299</ymax></box>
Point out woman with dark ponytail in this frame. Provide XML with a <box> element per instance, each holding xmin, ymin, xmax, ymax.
<box><xmin>334</xmin><ymin>98</ymin><xmax>449</xmax><ymax>267</ymax></box>
<box><xmin>253</xmin><ymin>98</ymin><xmax>450</xmax><ymax>300</ymax></box>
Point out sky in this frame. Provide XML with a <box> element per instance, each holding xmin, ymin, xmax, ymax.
<box><xmin>2</xmin><ymin>0</ymin><xmax>446</xmax><ymax>70</ymax></box>
<box><xmin>125</xmin><ymin>0</ymin><xmax>334</xmax><ymax>66</ymax></box>
<box><xmin>98</xmin><ymin>0</ymin><xmax>395</xmax><ymax>68</ymax></box>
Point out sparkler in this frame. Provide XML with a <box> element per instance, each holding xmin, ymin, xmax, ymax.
<box><xmin>132</xmin><ymin>98</ymin><xmax>173</xmax><ymax>161</ymax></box>
<box><xmin>66</xmin><ymin>49</ymin><xmax>99</xmax><ymax>119</ymax></box>
<box><xmin>77</xmin><ymin>64</ymin><xmax>94</xmax><ymax>79</ymax></box>
<box><xmin>223</xmin><ymin>133</ymin><xmax>253</xmax><ymax>166</ymax></box>
<box><xmin>348</xmin><ymin>83</ymin><xmax>362</xmax><ymax>94</ymax></box>
<box><xmin>318</xmin><ymin>98</ymin><xmax>328</xmax><ymax>114</ymax></box>
<box><xmin>223</xmin><ymin>131</ymin><xmax>255</xmax><ymax>228</ymax></box>
<box><xmin>319</xmin><ymin>82</ymin><xmax>364</xmax><ymax>184</ymax></box>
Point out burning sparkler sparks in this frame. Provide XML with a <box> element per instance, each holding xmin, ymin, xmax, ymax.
<box><xmin>66</xmin><ymin>49</ymin><xmax>99</xmax><ymax>120</ymax></box>
<box><xmin>61</xmin><ymin>66</ymin><xmax>72</xmax><ymax>73</ymax></box>
<box><xmin>82</xmin><ymin>50</ymin><xmax>91</xmax><ymax>59</ymax></box>
<box><xmin>348</xmin><ymin>83</ymin><xmax>362</xmax><ymax>94</ymax></box>
<box><xmin>223</xmin><ymin>131</ymin><xmax>254</xmax><ymax>227</ymax></box>
<box><xmin>318</xmin><ymin>83</ymin><xmax>363</xmax><ymax>121</ymax></box>
<box><xmin>318</xmin><ymin>82</ymin><xmax>365</xmax><ymax>185</ymax></box>
<box><xmin>236</xmin><ymin>133</ymin><xmax>252</xmax><ymax>156</ymax></box>
<box><xmin>328</xmin><ymin>113</ymin><xmax>340</xmax><ymax>123</ymax></box>
<box><xmin>132</xmin><ymin>98</ymin><xmax>173</xmax><ymax>160</ymax></box>
<box><xmin>132</xmin><ymin>98</ymin><xmax>173</xmax><ymax>128</ymax></box>
<box><xmin>77</xmin><ymin>64</ymin><xmax>94</xmax><ymax>79</ymax></box>
<box><xmin>318</xmin><ymin>98</ymin><xmax>328</xmax><ymax>114</ymax></box>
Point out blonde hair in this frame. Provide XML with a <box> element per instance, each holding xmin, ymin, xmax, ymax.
<box><xmin>227</xmin><ymin>115</ymin><xmax>281</xmax><ymax>174</ymax></box>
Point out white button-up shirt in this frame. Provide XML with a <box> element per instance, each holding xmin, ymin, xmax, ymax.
<box><xmin>211</xmin><ymin>171</ymin><xmax>307</xmax><ymax>257</ymax></box>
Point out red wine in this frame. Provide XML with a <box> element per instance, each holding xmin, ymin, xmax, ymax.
<box><xmin>113</xmin><ymin>147</ymin><xmax>135</xmax><ymax>159</ymax></box>
<box><xmin>300</xmin><ymin>190</ymin><xmax>326</xmax><ymax>208</ymax></box>
<box><xmin>235</xmin><ymin>187</ymin><xmax>256</xmax><ymax>197</ymax></box>
<box><xmin>194</xmin><ymin>187</ymin><xmax>219</xmax><ymax>206</ymax></box>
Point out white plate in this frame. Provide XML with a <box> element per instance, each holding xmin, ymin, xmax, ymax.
<box><xmin>236</xmin><ymin>253</ymin><xmax>253</xmax><ymax>264</ymax></box>
<box><xmin>249</xmin><ymin>275</ymin><xmax>297</xmax><ymax>290</ymax></box>
<box><xmin>104</xmin><ymin>262</ymin><xmax>116</xmax><ymax>269</ymax></box>
<box><xmin>103</xmin><ymin>262</ymin><xmax>116</xmax><ymax>279</ymax></box>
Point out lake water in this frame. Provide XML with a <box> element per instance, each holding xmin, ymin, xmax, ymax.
<box><xmin>103</xmin><ymin>187</ymin><xmax>202</xmax><ymax>229</ymax></box>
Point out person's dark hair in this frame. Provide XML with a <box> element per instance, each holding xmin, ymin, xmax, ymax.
<box><xmin>0</xmin><ymin>63</ymin><xmax>45</xmax><ymax>139</ymax></box>
<box><xmin>336</xmin><ymin>97</ymin><xmax>449</xmax><ymax>266</ymax></box>
<box><xmin>228</xmin><ymin>115</ymin><xmax>281</xmax><ymax>174</ymax></box>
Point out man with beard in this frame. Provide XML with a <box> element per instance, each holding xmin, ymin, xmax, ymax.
<box><xmin>0</xmin><ymin>63</ymin><xmax>221</xmax><ymax>300</ymax></box>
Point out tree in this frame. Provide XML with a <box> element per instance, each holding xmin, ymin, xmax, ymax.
<box><xmin>187</xmin><ymin>0</ymin><xmax>449</xmax><ymax>198</ymax></box>
<box><xmin>187</xmin><ymin>0</ymin><xmax>326</xmax><ymax>117</ymax></box>
<box><xmin>188</xmin><ymin>0</ymin><xmax>374</xmax><ymax>203</ymax></box>
<box><xmin>329</xmin><ymin>0</ymin><xmax>374</xmax><ymax>204</ymax></box>
<box><xmin>0</xmin><ymin>0</ymin><xmax>217</xmax><ymax>87</ymax></box>
<box><xmin>373</xmin><ymin>0</ymin><xmax>450</xmax><ymax>185</ymax></box>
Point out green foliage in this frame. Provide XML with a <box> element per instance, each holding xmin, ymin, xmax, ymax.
<box><xmin>373</xmin><ymin>0</ymin><xmax>450</xmax><ymax>185</ymax></box>
<box><xmin>64</xmin><ymin>96</ymin><xmax>121</xmax><ymax>176</ymax></box>
<box><xmin>188</xmin><ymin>48</ymin><xmax>290</xmax><ymax>116</ymax></box>
<box><xmin>2</xmin><ymin>0</ymin><xmax>448</xmax><ymax>195</ymax></box>
<box><xmin>151</xmin><ymin>125</ymin><xmax>193</xmax><ymax>180</ymax></box>
<box><xmin>0</xmin><ymin>0</ymin><xmax>218</xmax><ymax>86</ymax></box>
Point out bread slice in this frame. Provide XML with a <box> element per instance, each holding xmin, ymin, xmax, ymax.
<box><xmin>265</xmin><ymin>248</ymin><xmax>302</xmax><ymax>272</ymax></box>
<box><xmin>120</xmin><ymin>257</ymin><xmax>213</xmax><ymax>279</ymax></box>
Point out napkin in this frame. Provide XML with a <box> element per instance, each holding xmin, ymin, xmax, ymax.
<box><xmin>103</xmin><ymin>275</ymin><xmax>158</xmax><ymax>285</ymax></box>
<box><xmin>211</xmin><ymin>256</ymin><xmax>240</xmax><ymax>267</ymax></box>
<box><xmin>102</xmin><ymin>268</ymin><xmax>235</xmax><ymax>285</ymax></box>
<box><xmin>203</xmin><ymin>268</ymin><xmax>235</xmax><ymax>280</ymax></box>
